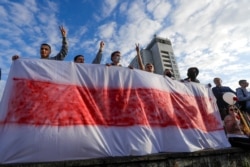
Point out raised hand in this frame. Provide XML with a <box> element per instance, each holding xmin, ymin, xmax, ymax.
<box><xmin>135</xmin><ymin>43</ymin><xmax>140</xmax><ymax>53</ymax></box>
<box><xmin>100</xmin><ymin>41</ymin><xmax>105</xmax><ymax>51</ymax></box>
<box><xmin>59</xmin><ymin>25</ymin><xmax>66</xmax><ymax>37</ymax></box>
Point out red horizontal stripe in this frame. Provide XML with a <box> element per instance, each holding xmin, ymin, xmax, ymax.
<box><xmin>2</xmin><ymin>78</ymin><xmax>221</xmax><ymax>131</ymax></box>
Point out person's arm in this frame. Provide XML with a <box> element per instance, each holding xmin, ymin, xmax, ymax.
<box><xmin>228</xmin><ymin>87</ymin><xmax>236</xmax><ymax>94</ymax></box>
<box><xmin>236</xmin><ymin>88</ymin><xmax>250</xmax><ymax>101</ymax></box>
<box><xmin>92</xmin><ymin>41</ymin><xmax>104</xmax><ymax>64</ymax></box>
<box><xmin>224</xmin><ymin>115</ymin><xmax>243</xmax><ymax>134</ymax></box>
<box><xmin>224</xmin><ymin>116</ymin><xmax>234</xmax><ymax>133</ymax></box>
<box><xmin>212</xmin><ymin>87</ymin><xmax>219</xmax><ymax>98</ymax></box>
<box><xmin>135</xmin><ymin>44</ymin><xmax>145</xmax><ymax>70</ymax></box>
<box><xmin>51</xmin><ymin>26</ymin><xmax>68</xmax><ymax>60</ymax></box>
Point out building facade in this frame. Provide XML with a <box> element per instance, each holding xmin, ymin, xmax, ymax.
<box><xmin>129</xmin><ymin>36</ymin><xmax>180</xmax><ymax>80</ymax></box>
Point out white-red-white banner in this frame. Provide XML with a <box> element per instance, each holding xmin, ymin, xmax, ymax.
<box><xmin>0</xmin><ymin>59</ymin><xmax>230</xmax><ymax>164</ymax></box>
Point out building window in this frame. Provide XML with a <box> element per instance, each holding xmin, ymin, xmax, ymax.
<box><xmin>163</xmin><ymin>60</ymin><xmax>171</xmax><ymax>63</ymax></box>
<box><xmin>161</xmin><ymin>50</ymin><xmax>169</xmax><ymax>54</ymax></box>
<box><xmin>164</xmin><ymin>64</ymin><xmax>172</xmax><ymax>68</ymax></box>
<box><xmin>162</xmin><ymin>55</ymin><xmax>170</xmax><ymax>59</ymax></box>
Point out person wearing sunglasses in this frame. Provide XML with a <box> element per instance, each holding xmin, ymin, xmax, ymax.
<box><xmin>224</xmin><ymin>105</ymin><xmax>250</xmax><ymax>149</ymax></box>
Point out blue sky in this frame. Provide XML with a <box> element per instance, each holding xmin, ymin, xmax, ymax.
<box><xmin>0</xmin><ymin>0</ymin><xmax>250</xmax><ymax>100</ymax></box>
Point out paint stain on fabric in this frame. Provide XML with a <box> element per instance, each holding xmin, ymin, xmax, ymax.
<box><xmin>3</xmin><ymin>78</ymin><xmax>221</xmax><ymax>132</ymax></box>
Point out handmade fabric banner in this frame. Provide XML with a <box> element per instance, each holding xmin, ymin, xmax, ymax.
<box><xmin>0</xmin><ymin>59</ymin><xmax>230</xmax><ymax>164</ymax></box>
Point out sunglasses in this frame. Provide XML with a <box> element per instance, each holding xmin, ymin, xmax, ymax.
<box><xmin>229</xmin><ymin>108</ymin><xmax>238</xmax><ymax>112</ymax></box>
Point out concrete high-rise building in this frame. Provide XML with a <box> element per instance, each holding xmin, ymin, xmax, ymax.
<box><xmin>129</xmin><ymin>36</ymin><xmax>180</xmax><ymax>80</ymax></box>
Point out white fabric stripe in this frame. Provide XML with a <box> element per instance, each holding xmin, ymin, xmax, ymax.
<box><xmin>0</xmin><ymin>125</ymin><xmax>230</xmax><ymax>163</ymax></box>
<box><xmin>9</xmin><ymin>59</ymin><xmax>211</xmax><ymax>96</ymax></box>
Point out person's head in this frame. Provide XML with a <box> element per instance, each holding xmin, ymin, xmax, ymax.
<box><xmin>145</xmin><ymin>63</ymin><xmax>154</xmax><ymax>72</ymax></box>
<box><xmin>239</xmin><ymin>80</ymin><xmax>249</xmax><ymax>88</ymax></box>
<box><xmin>228</xmin><ymin>105</ymin><xmax>238</xmax><ymax>115</ymax></box>
<box><xmin>40</xmin><ymin>43</ymin><xmax>51</xmax><ymax>59</ymax></box>
<box><xmin>187</xmin><ymin>67</ymin><xmax>199</xmax><ymax>80</ymax></box>
<box><xmin>164</xmin><ymin>69</ymin><xmax>173</xmax><ymax>78</ymax></box>
<box><xmin>213</xmin><ymin>77</ymin><xmax>222</xmax><ymax>87</ymax></box>
<box><xmin>74</xmin><ymin>55</ymin><xmax>84</xmax><ymax>63</ymax></box>
<box><xmin>111</xmin><ymin>51</ymin><xmax>121</xmax><ymax>64</ymax></box>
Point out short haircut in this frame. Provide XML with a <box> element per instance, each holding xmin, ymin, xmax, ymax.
<box><xmin>213</xmin><ymin>77</ymin><xmax>221</xmax><ymax>82</ymax></box>
<box><xmin>74</xmin><ymin>55</ymin><xmax>84</xmax><ymax>62</ymax></box>
<box><xmin>111</xmin><ymin>51</ymin><xmax>120</xmax><ymax>58</ymax></box>
<box><xmin>41</xmin><ymin>43</ymin><xmax>51</xmax><ymax>50</ymax></box>
<box><xmin>239</xmin><ymin>80</ymin><xmax>247</xmax><ymax>85</ymax></box>
<box><xmin>146</xmin><ymin>63</ymin><xmax>153</xmax><ymax>66</ymax></box>
<box><xmin>187</xmin><ymin>67</ymin><xmax>199</xmax><ymax>76</ymax></box>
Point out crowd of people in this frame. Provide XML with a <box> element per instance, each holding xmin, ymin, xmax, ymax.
<box><xmin>11</xmin><ymin>26</ymin><xmax>250</xmax><ymax>149</ymax></box>
<box><xmin>11</xmin><ymin>26</ymin><xmax>201</xmax><ymax>82</ymax></box>
<box><xmin>212</xmin><ymin>77</ymin><xmax>250</xmax><ymax>148</ymax></box>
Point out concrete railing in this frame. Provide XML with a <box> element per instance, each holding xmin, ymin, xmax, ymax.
<box><xmin>1</xmin><ymin>147</ymin><xmax>250</xmax><ymax>167</ymax></box>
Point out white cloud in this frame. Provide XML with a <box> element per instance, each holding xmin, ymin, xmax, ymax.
<box><xmin>0</xmin><ymin>5</ymin><xmax>7</xmax><ymax>18</ymax></box>
<box><xmin>97</xmin><ymin>22</ymin><xmax>117</xmax><ymax>39</ymax></box>
<box><xmin>102</xmin><ymin>0</ymin><xmax>119</xmax><ymax>18</ymax></box>
<box><xmin>146</xmin><ymin>0</ymin><xmax>171</xmax><ymax>21</ymax></box>
<box><xmin>23</xmin><ymin>0</ymin><xmax>38</xmax><ymax>13</ymax></box>
<box><xmin>119</xmin><ymin>2</ymin><xmax>128</xmax><ymax>13</ymax></box>
<box><xmin>125</xmin><ymin>1</ymin><xmax>147</xmax><ymax>23</ymax></box>
<box><xmin>8</xmin><ymin>2</ymin><xmax>36</xmax><ymax>26</ymax></box>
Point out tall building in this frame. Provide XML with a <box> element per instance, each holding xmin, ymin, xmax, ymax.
<box><xmin>129</xmin><ymin>36</ymin><xmax>180</xmax><ymax>80</ymax></box>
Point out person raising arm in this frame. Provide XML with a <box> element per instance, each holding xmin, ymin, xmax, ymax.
<box><xmin>135</xmin><ymin>43</ymin><xmax>154</xmax><ymax>73</ymax></box>
<box><xmin>12</xmin><ymin>25</ymin><xmax>68</xmax><ymax>61</ymax></box>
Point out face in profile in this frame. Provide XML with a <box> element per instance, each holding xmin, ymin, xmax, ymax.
<box><xmin>145</xmin><ymin>63</ymin><xmax>154</xmax><ymax>72</ymax></box>
<box><xmin>40</xmin><ymin>45</ymin><xmax>51</xmax><ymax>59</ymax></box>
<box><xmin>240</xmin><ymin>80</ymin><xmax>249</xmax><ymax>87</ymax></box>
